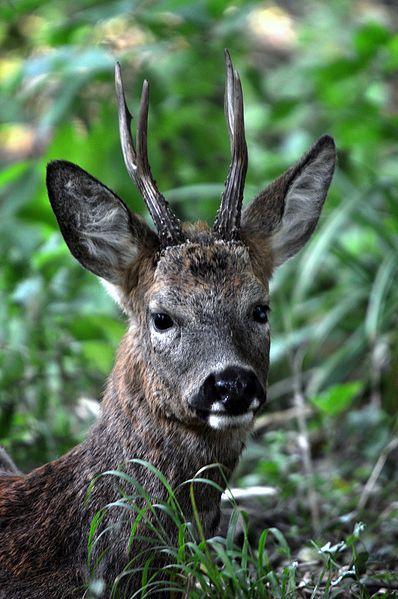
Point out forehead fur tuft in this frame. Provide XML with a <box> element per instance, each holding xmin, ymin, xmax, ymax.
<box><xmin>154</xmin><ymin>222</ymin><xmax>274</xmax><ymax>285</ymax></box>
<box><xmin>156</xmin><ymin>240</ymin><xmax>250</xmax><ymax>280</ymax></box>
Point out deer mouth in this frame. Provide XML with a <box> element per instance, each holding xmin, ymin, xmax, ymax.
<box><xmin>194</xmin><ymin>399</ymin><xmax>260</xmax><ymax>430</ymax></box>
<box><xmin>207</xmin><ymin>411</ymin><xmax>255</xmax><ymax>430</ymax></box>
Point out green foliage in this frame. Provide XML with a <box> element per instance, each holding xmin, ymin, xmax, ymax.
<box><xmin>311</xmin><ymin>381</ymin><xmax>363</xmax><ymax>416</ymax></box>
<box><xmin>86</xmin><ymin>463</ymin><xmax>383</xmax><ymax>598</ymax></box>
<box><xmin>1</xmin><ymin>0</ymin><xmax>398</xmax><ymax>593</ymax></box>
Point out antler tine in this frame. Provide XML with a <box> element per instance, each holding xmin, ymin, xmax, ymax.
<box><xmin>115</xmin><ymin>62</ymin><xmax>137</xmax><ymax>181</ymax></box>
<box><xmin>136</xmin><ymin>80</ymin><xmax>150</xmax><ymax>176</ymax></box>
<box><xmin>136</xmin><ymin>80</ymin><xmax>164</xmax><ymax>225</ymax></box>
<box><xmin>115</xmin><ymin>62</ymin><xmax>185</xmax><ymax>247</ymax></box>
<box><xmin>224</xmin><ymin>48</ymin><xmax>235</xmax><ymax>146</ymax></box>
<box><xmin>214</xmin><ymin>50</ymin><xmax>248</xmax><ymax>241</ymax></box>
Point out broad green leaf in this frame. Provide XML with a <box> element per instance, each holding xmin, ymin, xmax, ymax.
<box><xmin>311</xmin><ymin>381</ymin><xmax>363</xmax><ymax>416</ymax></box>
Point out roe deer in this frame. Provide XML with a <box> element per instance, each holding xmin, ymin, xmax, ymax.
<box><xmin>0</xmin><ymin>51</ymin><xmax>336</xmax><ymax>597</ymax></box>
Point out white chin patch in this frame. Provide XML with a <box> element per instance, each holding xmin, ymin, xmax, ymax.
<box><xmin>208</xmin><ymin>412</ymin><xmax>254</xmax><ymax>430</ymax></box>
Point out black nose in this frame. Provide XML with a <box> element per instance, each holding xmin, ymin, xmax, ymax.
<box><xmin>202</xmin><ymin>367</ymin><xmax>261</xmax><ymax>416</ymax></box>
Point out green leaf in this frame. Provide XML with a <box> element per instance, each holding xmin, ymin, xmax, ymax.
<box><xmin>354</xmin><ymin>22</ymin><xmax>390</xmax><ymax>60</ymax></box>
<box><xmin>311</xmin><ymin>381</ymin><xmax>363</xmax><ymax>416</ymax></box>
<box><xmin>354</xmin><ymin>551</ymin><xmax>369</xmax><ymax>576</ymax></box>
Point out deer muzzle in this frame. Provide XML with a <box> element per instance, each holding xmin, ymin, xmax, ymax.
<box><xmin>189</xmin><ymin>366</ymin><xmax>266</xmax><ymax>430</ymax></box>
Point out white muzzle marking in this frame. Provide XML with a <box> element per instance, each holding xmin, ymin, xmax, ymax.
<box><xmin>208</xmin><ymin>411</ymin><xmax>254</xmax><ymax>430</ymax></box>
<box><xmin>207</xmin><ymin>396</ymin><xmax>261</xmax><ymax>430</ymax></box>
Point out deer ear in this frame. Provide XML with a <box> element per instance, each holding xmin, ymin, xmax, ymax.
<box><xmin>46</xmin><ymin>161</ymin><xmax>159</xmax><ymax>287</ymax></box>
<box><xmin>241</xmin><ymin>136</ymin><xmax>336</xmax><ymax>267</ymax></box>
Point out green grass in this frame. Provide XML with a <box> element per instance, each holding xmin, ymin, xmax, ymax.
<box><xmin>85</xmin><ymin>461</ymin><xmax>391</xmax><ymax>599</ymax></box>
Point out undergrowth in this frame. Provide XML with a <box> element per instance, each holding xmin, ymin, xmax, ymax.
<box><xmin>84</xmin><ymin>461</ymin><xmax>394</xmax><ymax>598</ymax></box>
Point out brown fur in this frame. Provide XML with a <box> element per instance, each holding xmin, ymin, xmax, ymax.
<box><xmin>0</xmin><ymin>230</ymin><xmax>263</xmax><ymax>598</ymax></box>
<box><xmin>0</xmin><ymin>133</ymin><xmax>335</xmax><ymax>597</ymax></box>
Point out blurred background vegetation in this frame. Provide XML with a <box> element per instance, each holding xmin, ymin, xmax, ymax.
<box><xmin>1</xmin><ymin>0</ymin><xmax>398</xmax><ymax>587</ymax></box>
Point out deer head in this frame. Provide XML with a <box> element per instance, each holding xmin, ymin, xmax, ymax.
<box><xmin>46</xmin><ymin>52</ymin><xmax>335</xmax><ymax>432</ymax></box>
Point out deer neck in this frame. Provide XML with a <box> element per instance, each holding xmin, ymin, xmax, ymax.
<box><xmin>0</xmin><ymin>326</ymin><xmax>248</xmax><ymax>590</ymax></box>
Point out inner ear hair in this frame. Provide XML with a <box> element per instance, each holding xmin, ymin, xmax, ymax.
<box><xmin>46</xmin><ymin>160</ymin><xmax>159</xmax><ymax>287</ymax></box>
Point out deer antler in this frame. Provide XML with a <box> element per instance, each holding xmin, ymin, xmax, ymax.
<box><xmin>115</xmin><ymin>63</ymin><xmax>186</xmax><ymax>248</ymax></box>
<box><xmin>213</xmin><ymin>50</ymin><xmax>248</xmax><ymax>241</ymax></box>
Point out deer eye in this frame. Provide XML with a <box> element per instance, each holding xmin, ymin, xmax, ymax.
<box><xmin>253</xmin><ymin>305</ymin><xmax>269</xmax><ymax>324</ymax></box>
<box><xmin>152</xmin><ymin>313</ymin><xmax>174</xmax><ymax>332</ymax></box>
